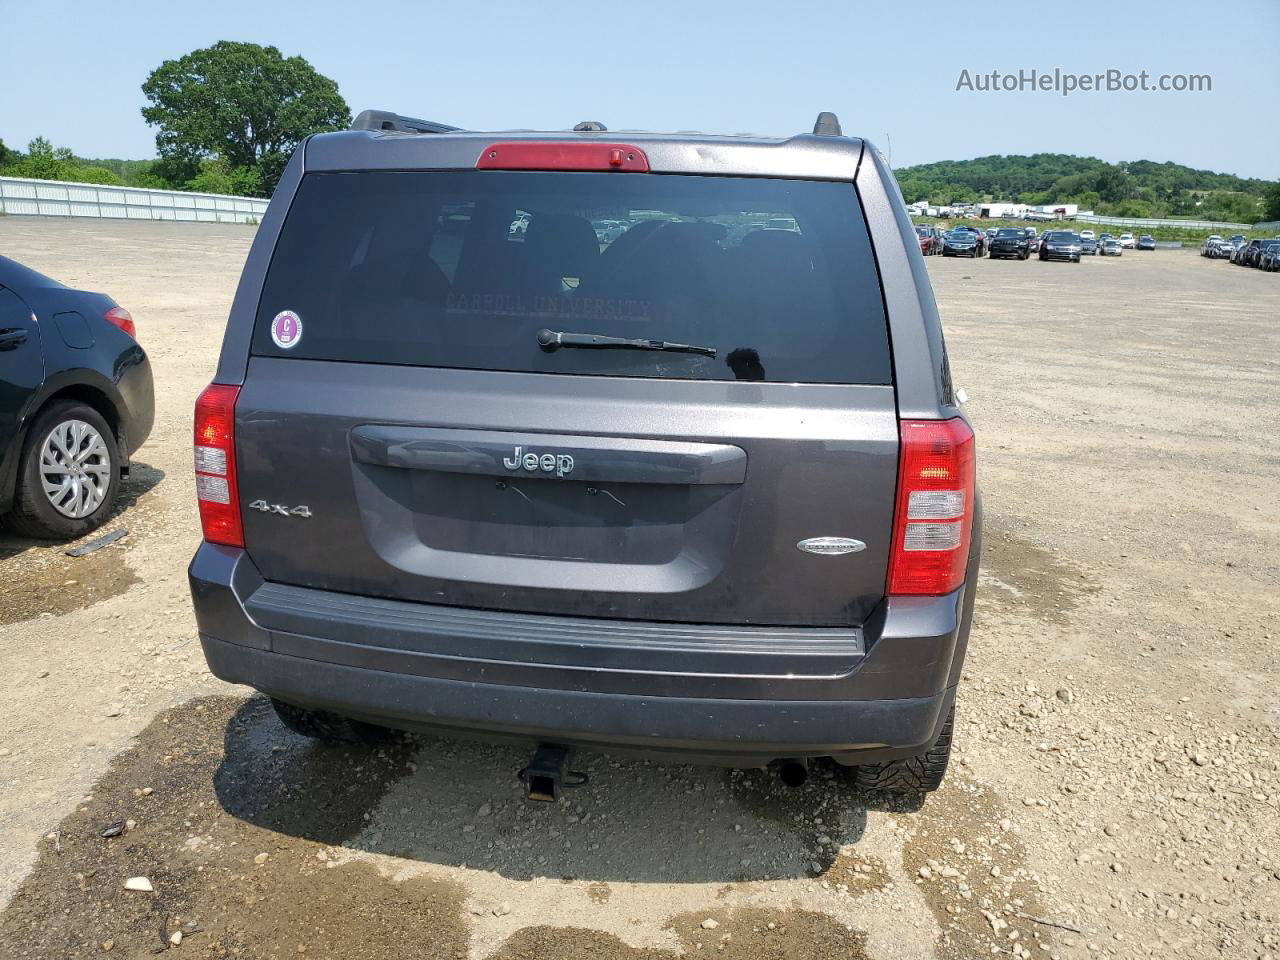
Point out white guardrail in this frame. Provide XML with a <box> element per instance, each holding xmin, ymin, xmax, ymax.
<box><xmin>1073</xmin><ymin>212</ymin><xmax>1257</xmax><ymax>231</ymax></box>
<box><xmin>0</xmin><ymin>175</ymin><xmax>268</xmax><ymax>224</ymax></box>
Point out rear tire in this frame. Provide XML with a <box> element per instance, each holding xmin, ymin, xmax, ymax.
<box><xmin>271</xmin><ymin>699</ymin><xmax>398</xmax><ymax>745</ymax></box>
<box><xmin>10</xmin><ymin>401</ymin><xmax>120</xmax><ymax>540</ymax></box>
<box><xmin>853</xmin><ymin>704</ymin><xmax>953</xmax><ymax>794</ymax></box>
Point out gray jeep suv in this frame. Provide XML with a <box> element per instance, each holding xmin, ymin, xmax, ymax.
<box><xmin>189</xmin><ymin>110</ymin><xmax>980</xmax><ymax>796</ymax></box>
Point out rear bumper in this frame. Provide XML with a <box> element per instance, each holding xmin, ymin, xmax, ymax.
<box><xmin>117</xmin><ymin>352</ymin><xmax>155</xmax><ymax>458</ymax></box>
<box><xmin>190</xmin><ymin>538</ymin><xmax>978</xmax><ymax>765</ymax></box>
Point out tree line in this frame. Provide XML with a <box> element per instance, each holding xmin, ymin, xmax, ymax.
<box><xmin>897</xmin><ymin>153</ymin><xmax>1280</xmax><ymax>223</ymax></box>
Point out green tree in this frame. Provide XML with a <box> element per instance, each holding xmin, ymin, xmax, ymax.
<box><xmin>1264</xmin><ymin>183</ymin><xmax>1280</xmax><ymax>222</ymax></box>
<box><xmin>186</xmin><ymin>157</ymin><xmax>262</xmax><ymax>197</ymax></box>
<box><xmin>72</xmin><ymin>165</ymin><xmax>126</xmax><ymax>185</ymax></box>
<box><xmin>10</xmin><ymin>137</ymin><xmax>75</xmax><ymax>180</ymax></box>
<box><xmin>141</xmin><ymin>41</ymin><xmax>350</xmax><ymax>196</ymax></box>
<box><xmin>1</xmin><ymin>137</ymin><xmax>123</xmax><ymax>186</ymax></box>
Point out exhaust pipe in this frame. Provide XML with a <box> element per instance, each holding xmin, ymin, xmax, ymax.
<box><xmin>776</xmin><ymin>759</ymin><xmax>809</xmax><ymax>788</ymax></box>
<box><xmin>518</xmin><ymin>743</ymin><xmax>589</xmax><ymax>802</ymax></box>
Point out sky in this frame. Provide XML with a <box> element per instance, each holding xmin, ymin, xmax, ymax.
<box><xmin>1</xmin><ymin>0</ymin><xmax>1276</xmax><ymax>180</ymax></box>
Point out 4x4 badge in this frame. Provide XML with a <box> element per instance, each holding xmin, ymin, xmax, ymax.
<box><xmin>797</xmin><ymin>537</ymin><xmax>865</xmax><ymax>556</ymax></box>
<box><xmin>247</xmin><ymin>499</ymin><xmax>311</xmax><ymax>518</ymax></box>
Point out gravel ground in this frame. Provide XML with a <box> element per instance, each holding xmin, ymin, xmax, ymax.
<box><xmin>0</xmin><ymin>219</ymin><xmax>1277</xmax><ymax>959</ymax></box>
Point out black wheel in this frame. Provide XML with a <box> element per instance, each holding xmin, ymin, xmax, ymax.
<box><xmin>271</xmin><ymin>699</ymin><xmax>398</xmax><ymax>745</ymax></box>
<box><xmin>10</xmin><ymin>401</ymin><xmax>120</xmax><ymax>540</ymax></box>
<box><xmin>853</xmin><ymin>704</ymin><xmax>953</xmax><ymax>793</ymax></box>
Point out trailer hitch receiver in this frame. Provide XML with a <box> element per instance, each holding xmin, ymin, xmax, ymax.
<box><xmin>518</xmin><ymin>743</ymin><xmax>589</xmax><ymax>802</ymax></box>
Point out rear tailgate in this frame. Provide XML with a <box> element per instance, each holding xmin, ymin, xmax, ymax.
<box><xmin>237</xmin><ymin>360</ymin><xmax>896</xmax><ymax>625</ymax></box>
<box><xmin>234</xmin><ymin>164</ymin><xmax>898</xmax><ymax>626</ymax></box>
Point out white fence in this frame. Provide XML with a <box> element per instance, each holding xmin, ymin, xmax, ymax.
<box><xmin>1073</xmin><ymin>212</ymin><xmax>1255</xmax><ymax>231</ymax></box>
<box><xmin>0</xmin><ymin>175</ymin><xmax>268</xmax><ymax>224</ymax></box>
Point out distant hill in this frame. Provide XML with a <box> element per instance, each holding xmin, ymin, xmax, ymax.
<box><xmin>894</xmin><ymin>154</ymin><xmax>1277</xmax><ymax>223</ymax></box>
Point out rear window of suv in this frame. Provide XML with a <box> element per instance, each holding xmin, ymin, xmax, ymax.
<box><xmin>252</xmin><ymin>170</ymin><xmax>891</xmax><ymax>384</ymax></box>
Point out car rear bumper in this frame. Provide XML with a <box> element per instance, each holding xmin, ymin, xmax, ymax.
<box><xmin>117</xmin><ymin>352</ymin><xmax>155</xmax><ymax>458</ymax></box>
<box><xmin>189</xmin><ymin>537</ymin><xmax>978</xmax><ymax>765</ymax></box>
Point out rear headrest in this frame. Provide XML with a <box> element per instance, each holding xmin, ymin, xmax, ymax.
<box><xmin>584</xmin><ymin>220</ymin><xmax>726</xmax><ymax>301</ymax></box>
<box><xmin>523</xmin><ymin>212</ymin><xmax>600</xmax><ymax>281</ymax></box>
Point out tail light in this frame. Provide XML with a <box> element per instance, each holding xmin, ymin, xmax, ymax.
<box><xmin>887</xmin><ymin>418</ymin><xmax>975</xmax><ymax>596</ymax></box>
<box><xmin>104</xmin><ymin>306</ymin><xmax>135</xmax><ymax>339</ymax></box>
<box><xmin>193</xmin><ymin>384</ymin><xmax>242</xmax><ymax>547</ymax></box>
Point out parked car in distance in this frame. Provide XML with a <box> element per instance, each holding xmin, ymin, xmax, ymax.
<box><xmin>1039</xmin><ymin>230</ymin><xmax>1083</xmax><ymax>262</ymax></box>
<box><xmin>188</xmin><ymin>110</ymin><xmax>981</xmax><ymax>799</ymax></box>
<box><xmin>953</xmin><ymin>225</ymin><xmax>986</xmax><ymax>255</ymax></box>
<box><xmin>1136</xmin><ymin>235</ymin><xmax>1156</xmax><ymax>251</ymax></box>
<box><xmin>1119</xmin><ymin>233</ymin><xmax>1136</xmax><ymax>249</ymax></box>
<box><xmin>988</xmin><ymin>227</ymin><xmax>1032</xmax><ymax>260</ymax></box>
<box><xmin>1201</xmin><ymin>235</ymin><xmax>1223</xmax><ymax>257</ymax></box>
<box><xmin>1241</xmin><ymin>238</ymin><xmax>1280</xmax><ymax>267</ymax></box>
<box><xmin>915</xmin><ymin>224</ymin><xmax>943</xmax><ymax>256</ymax></box>
<box><xmin>0</xmin><ymin>256</ymin><xmax>154</xmax><ymax>539</ymax></box>
<box><xmin>1208</xmin><ymin>239</ymin><xmax>1234</xmax><ymax>259</ymax></box>
<box><xmin>1079</xmin><ymin>229</ymin><xmax>1095</xmax><ymax>241</ymax></box>
<box><xmin>1080</xmin><ymin>237</ymin><xmax>1099</xmax><ymax>256</ymax></box>
<box><xmin>1099</xmin><ymin>238</ymin><xmax>1123</xmax><ymax>257</ymax></box>
<box><xmin>1259</xmin><ymin>241</ymin><xmax>1280</xmax><ymax>272</ymax></box>
<box><xmin>943</xmin><ymin>228</ymin><xmax>982</xmax><ymax>257</ymax></box>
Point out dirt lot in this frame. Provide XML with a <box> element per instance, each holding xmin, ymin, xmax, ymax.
<box><xmin>1</xmin><ymin>219</ymin><xmax>1277</xmax><ymax>960</ymax></box>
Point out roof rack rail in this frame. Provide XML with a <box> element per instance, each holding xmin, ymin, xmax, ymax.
<box><xmin>351</xmin><ymin>109</ymin><xmax>461</xmax><ymax>134</ymax></box>
<box><xmin>812</xmin><ymin>111</ymin><xmax>842</xmax><ymax>137</ymax></box>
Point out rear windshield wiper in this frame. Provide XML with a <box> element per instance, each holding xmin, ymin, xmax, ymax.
<box><xmin>537</xmin><ymin>327</ymin><xmax>716</xmax><ymax>358</ymax></box>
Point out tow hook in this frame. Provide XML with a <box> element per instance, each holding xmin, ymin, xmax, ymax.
<box><xmin>518</xmin><ymin>743</ymin><xmax>589</xmax><ymax>802</ymax></box>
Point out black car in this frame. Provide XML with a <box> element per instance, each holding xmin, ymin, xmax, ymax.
<box><xmin>952</xmin><ymin>225</ymin><xmax>986</xmax><ymax>256</ymax></box>
<box><xmin>0</xmin><ymin>256</ymin><xmax>154</xmax><ymax>539</ymax></box>
<box><xmin>1039</xmin><ymin>230</ymin><xmax>1083</xmax><ymax>262</ymax></box>
<box><xmin>942</xmin><ymin>229</ymin><xmax>982</xmax><ymax>257</ymax></box>
<box><xmin>1241</xmin><ymin>238</ymin><xmax>1280</xmax><ymax>267</ymax></box>
<box><xmin>1136</xmin><ymin>234</ymin><xmax>1156</xmax><ymax>251</ymax></box>
<box><xmin>988</xmin><ymin>228</ymin><xmax>1031</xmax><ymax>260</ymax></box>
<box><xmin>1259</xmin><ymin>241</ymin><xmax>1280</xmax><ymax>272</ymax></box>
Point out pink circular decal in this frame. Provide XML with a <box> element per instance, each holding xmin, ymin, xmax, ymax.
<box><xmin>270</xmin><ymin>310</ymin><xmax>302</xmax><ymax>349</ymax></box>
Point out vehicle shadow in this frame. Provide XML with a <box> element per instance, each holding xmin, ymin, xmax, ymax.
<box><xmin>213</xmin><ymin>696</ymin><xmax>916</xmax><ymax>884</ymax></box>
<box><xmin>0</xmin><ymin>460</ymin><xmax>164</xmax><ymax>561</ymax></box>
